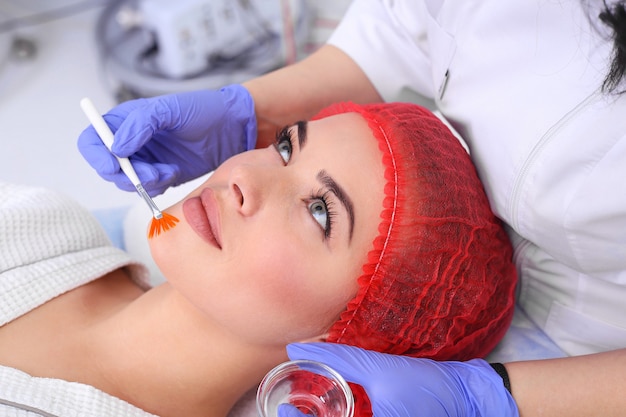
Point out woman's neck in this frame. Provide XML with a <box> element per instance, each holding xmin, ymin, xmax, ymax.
<box><xmin>83</xmin><ymin>281</ymin><xmax>289</xmax><ymax>417</ymax></box>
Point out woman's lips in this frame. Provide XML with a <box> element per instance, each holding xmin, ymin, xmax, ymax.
<box><xmin>182</xmin><ymin>188</ymin><xmax>222</xmax><ymax>249</ymax></box>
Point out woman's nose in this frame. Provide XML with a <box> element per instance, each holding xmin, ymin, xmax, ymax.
<box><xmin>228</xmin><ymin>164</ymin><xmax>272</xmax><ymax>216</ymax></box>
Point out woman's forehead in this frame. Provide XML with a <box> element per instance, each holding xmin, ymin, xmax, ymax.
<box><xmin>306</xmin><ymin>112</ymin><xmax>374</xmax><ymax>147</ymax></box>
<box><xmin>312</xmin><ymin>111</ymin><xmax>366</xmax><ymax>127</ymax></box>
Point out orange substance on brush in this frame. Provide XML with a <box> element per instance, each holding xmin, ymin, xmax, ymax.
<box><xmin>148</xmin><ymin>212</ymin><xmax>180</xmax><ymax>239</ymax></box>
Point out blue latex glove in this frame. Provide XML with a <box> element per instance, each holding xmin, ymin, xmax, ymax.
<box><xmin>78</xmin><ymin>84</ymin><xmax>256</xmax><ymax>196</ymax></box>
<box><xmin>285</xmin><ymin>343</ymin><xmax>520</xmax><ymax>417</ymax></box>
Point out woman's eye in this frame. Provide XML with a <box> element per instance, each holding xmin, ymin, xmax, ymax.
<box><xmin>277</xmin><ymin>139</ymin><xmax>292</xmax><ymax>163</ymax></box>
<box><xmin>274</xmin><ymin>127</ymin><xmax>293</xmax><ymax>164</ymax></box>
<box><xmin>308</xmin><ymin>199</ymin><xmax>328</xmax><ymax>231</ymax></box>
<box><xmin>306</xmin><ymin>191</ymin><xmax>335</xmax><ymax>239</ymax></box>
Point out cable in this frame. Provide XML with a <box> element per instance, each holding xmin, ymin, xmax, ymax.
<box><xmin>280</xmin><ymin>0</ymin><xmax>297</xmax><ymax>65</ymax></box>
<box><xmin>0</xmin><ymin>398</ymin><xmax>58</xmax><ymax>417</ymax></box>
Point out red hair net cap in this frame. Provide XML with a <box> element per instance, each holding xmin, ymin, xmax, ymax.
<box><xmin>300</xmin><ymin>102</ymin><xmax>517</xmax><ymax>417</ymax></box>
<box><xmin>313</xmin><ymin>102</ymin><xmax>517</xmax><ymax>360</ymax></box>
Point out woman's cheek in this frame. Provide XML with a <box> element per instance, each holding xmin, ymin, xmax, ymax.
<box><xmin>249</xmin><ymin>245</ymin><xmax>353</xmax><ymax>331</ymax></box>
<box><xmin>250</xmin><ymin>243</ymin><xmax>308</xmax><ymax>301</ymax></box>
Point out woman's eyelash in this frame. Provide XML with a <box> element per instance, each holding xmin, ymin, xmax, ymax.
<box><xmin>275</xmin><ymin>126</ymin><xmax>292</xmax><ymax>143</ymax></box>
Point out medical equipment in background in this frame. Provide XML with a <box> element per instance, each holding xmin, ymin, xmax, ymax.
<box><xmin>96</xmin><ymin>0</ymin><xmax>311</xmax><ymax>101</ymax></box>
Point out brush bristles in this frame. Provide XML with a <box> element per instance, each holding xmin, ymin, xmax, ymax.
<box><xmin>148</xmin><ymin>212</ymin><xmax>180</xmax><ymax>239</ymax></box>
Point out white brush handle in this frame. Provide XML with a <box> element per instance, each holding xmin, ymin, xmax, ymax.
<box><xmin>79</xmin><ymin>97</ymin><xmax>141</xmax><ymax>186</ymax></box>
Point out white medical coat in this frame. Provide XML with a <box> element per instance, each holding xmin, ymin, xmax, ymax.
<box><xmin>329</xmin><ymin>0</ymin><xmax>626</xmax><ymax>356</ymax></box>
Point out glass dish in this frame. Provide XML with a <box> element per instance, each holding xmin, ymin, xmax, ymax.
<box><xmin>257</xmin><ymin>360</ymin><xmax>354</xmax><ymax>417</ymax></box>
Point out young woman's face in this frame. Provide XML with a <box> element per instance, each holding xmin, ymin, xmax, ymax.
<box><xmin>150</xmin><ymin>112</ymin><xmax>385</xmax><ymax>346</ymax></box>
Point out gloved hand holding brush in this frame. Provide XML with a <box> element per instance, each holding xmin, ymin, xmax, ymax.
<box><xmin>78</xmin><ymin>84</ymin><xmax>257</xmax><ymax>196</ymax></box>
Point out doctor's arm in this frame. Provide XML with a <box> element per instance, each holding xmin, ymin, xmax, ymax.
<box><xmin>507</xmin><ymin>348</ymin><xmax>626</xmax><ymax>417</ymax></box>
<box><xmin>243</xmin><ymin>44</ymin><xmax>382</xmax><ymax>148</ymax></box>
<box><xmin>286</xmin><ymin>343</ymin><xmax>626</xmax><ymax>417</ymax></box>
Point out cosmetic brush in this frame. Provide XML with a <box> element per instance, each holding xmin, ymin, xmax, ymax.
<box><xmin>80</xmin><ymin>97</ymin><xmax>179</xmax><ymax>239</ymax></box>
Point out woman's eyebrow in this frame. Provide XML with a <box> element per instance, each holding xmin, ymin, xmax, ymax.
<box><xmin>295</xmin><ymin>120</ymin><xmax>308</xmax><ymax>149</ymax></box>
<box><xmin>317</xmin><ymin>170</ymin><xmax>355</xmax><ymax>241</ymax></box>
